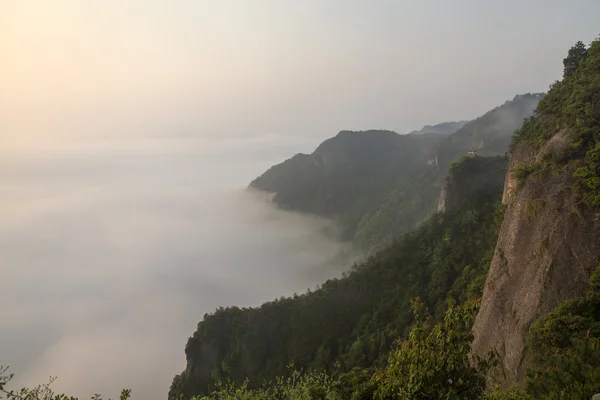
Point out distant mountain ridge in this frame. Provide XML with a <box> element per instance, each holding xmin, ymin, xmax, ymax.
<box><xmin>436</xmin><ymin>93</ymin><xmax>545</xmax><ymax>165</ymax></box>
<box><xmin>249</xmin><ymin>93</ymin><xmax>542</xmax><ymax>250</ymax></box>
<box><xmin>250</xmin><ymin>130</ymin><xmax>444</xmax><ymax>242</ymax></box>
<box><xmin>408</xmin><ymin>120</ymin><xmax>469</xmax><ymax>135</ymax></box>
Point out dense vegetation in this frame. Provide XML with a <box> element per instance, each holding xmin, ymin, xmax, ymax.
<box><xmin>352</xmin><ymin>99</ymin><xmax>538</xmax><ymax>252</ymax></box>
<box><xmin>250</xmin><ymin>95</ymin><xmax>540</xmax><ymax>252</ymax></box>
<box><xmin>250</xmin><ymin>130</ymin><xmax>446</xmax><ymax>246</ymax></box>
<box><xmin>7</xmin><ymin>270</ymin><xmax>599</xmax><ymax>400</ymax></box>
<box><xmin>441</xmin><ymin>155</ymin><xmax>507</xmax><ymax>210</ymax></box>
<box><xmin>512</xmin><ymin>39</ymin><xmax>600</xmax><ymax>208</ymax></box>
<box><xmin>524</xmin><ymin>267</ymin><xmax>600</xmax><ymax>399</ymax></box>
<box><xmin>355</xmin><ymin>154</ymin><xmax>506</xmax><ymax>250</ymax></box>
<box><xmin>185</xmin><ymin>301</ymin><xmax>497</xmax><ymax>400</ymax></box>
<box><xmin>351</xmin><ymin>163</ymin><xmax>443</xmax><ymax>250</ymax></box>
<box><xmin>6</xmin><ymin>268</ymin><xmax>600</xmax><ymax>400</ymax></box>
<box><xmin>170</xmin><ymin>176</ymin><xmax>505</xmax><ymax>399</ymax></box>
<box><xmin>171</xmin><ymin>274</ymin><xmax>600</xmax><ymax>400</ymax></box>
<box><xmin>169</xmin><ymin>269</ymin><xmax>600</xmax><ymax>400</ymax></box>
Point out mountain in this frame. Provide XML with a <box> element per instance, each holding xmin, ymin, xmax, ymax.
<box><xmin>250</xmin><ymin>130</ymin><xmax>444</xmax><ymax>242</ymax></box>
<box><xmin>170</xmin><ymin>164</ymin><xmax>504</xmax><ymax>399</ymax></box>
<box><xmin>436</xmin><ymin>93</ymin><xmax>544</xmax><ymax>166</ymax></box>
<box><xmin>170</xmin><ymin>38</ymin><xmax>600</xmax><ymax>400</ymax></box>
<box><xmin>437</xmin><ymin>155</ymin><xmax>507</xmax><ymax>213</ymax></box>
<box><xmin>408</xmin><ymin>120</ymin><xmax>469</xmax><ymax>135</ymax></box>
<box><xmin>250</xmin><ymin>94</ymin><xmax>541</xmax><ymax>251</ymax></box>
<box><xmin>471</xmin><ymin>38</ymin><xmax>600</xmax><ymax>386</ymax></box>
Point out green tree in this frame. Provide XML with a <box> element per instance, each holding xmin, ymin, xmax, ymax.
<box><xmin>373</xmin><ymin>300</ymin><xmax>497</xmax><ymax>400</ymax></box>
<box><xmin>528</xmin><ymin>335</ymin><xmax>600</xmax><ymax>399</ymax></box>
<box><xmin>523</xmin><ymin>267</ymin><xmax>600</xmax><ymax>399</ymax></box>
<box><xmin>563</xmin><ymin>41</ymin><xmax>588</xmax><ymax>78</ymax></box>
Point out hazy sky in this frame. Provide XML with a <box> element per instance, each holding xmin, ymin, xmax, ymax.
<box><xmin>1</xmin><ymin>0</ymin><xmax>599</xmax><ymax>152</ymax></box>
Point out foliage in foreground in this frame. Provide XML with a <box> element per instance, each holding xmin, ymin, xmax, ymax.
<box><xmin>190</xmin><ymin>269</ymin><xmax>600</xmax><ymax>399</ymax></box>
<box><xmin>194</xmin><ymin>301</ymin><xmax>495</xmax><ymax>400</ymax></box>
<box><xmin>0</xmin><ymin>367</ymin><xmax>130</xmax><ymax>400</ymax></box>
<box><xmin>373</xmin><ymin>300</ymin><xmax>496</xmax><ymax>400</ymax></box>
<box><xmin>194</xmin><ymin>289</ymin><xmax>600</xmax><ymax>400</ymax></box>
<box><xmin>524</xmin><ymin>267</ymin><xmax>600</xmax><ymax>400</ymax></box>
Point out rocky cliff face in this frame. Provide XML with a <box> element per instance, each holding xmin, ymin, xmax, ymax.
<box><xmin>437</xmin><ymin>155</ymin><xmax>507</xmax><ymax>212</ymax></box>
<box><xmin>471</xmin><ymin>136</ymin><xmax>600</xmax><ymax>385</ymax></box>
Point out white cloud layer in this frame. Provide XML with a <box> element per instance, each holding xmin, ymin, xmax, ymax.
<box><xmin>0</xmin><ymin>137</ymin><xmax>353</xmax><ymax>399</ymax></box>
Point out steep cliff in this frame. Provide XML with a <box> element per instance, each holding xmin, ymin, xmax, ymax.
<box><xmin>437</xmin><ymin>155</ymin><xmax>507</xmax><ymax>212</ymax></box>
<box><xmin>472</xmin><ymin>38</ymin><xmax>600</xmax><ymax>386</ymax></box>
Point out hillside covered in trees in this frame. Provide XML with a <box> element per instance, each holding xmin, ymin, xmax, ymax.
<box><xmin>250</xmin><ymin>94</ymin><xmax>541</xmax><ymax>251</ymax></box>
<box><xmin>171</xmin><ymin>171</ymin><xmax>505</xmax><ymax>399</ymax></box>
<box><xmin>167</xmin><ymin>39</ymin><xmax>600</xmax><ymax>400</ymax></box>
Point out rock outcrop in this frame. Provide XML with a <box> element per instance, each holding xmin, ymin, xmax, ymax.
<box><xmin>471</xmin><ymin>137</ymin><xmax>600</xmax><ymax>385</ymax></box>
<box><xmin>437</xmin><ymin>155</ymin><xmax>507</xmax><ymax>212</ymax></box>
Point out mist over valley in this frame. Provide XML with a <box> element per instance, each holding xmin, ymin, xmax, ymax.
<box><xmin>0</xmin><ymin>136</ymin><xmax>352</xmax><ymax>399</ymax></box>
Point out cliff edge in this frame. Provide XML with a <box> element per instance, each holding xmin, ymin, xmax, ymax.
<box><xmin>437</xmin><ymin>155</ymin><xmax>507</xmax><ymax>213</ymax></box>
<box><xmin>472</xmin><ymin>38</ymin><xmax>600</xmax><ymax>385</ymax></box>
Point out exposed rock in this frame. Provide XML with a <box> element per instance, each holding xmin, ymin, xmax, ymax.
<box><xmin>437</xmin><ymin>155</ymin><xmax>506</xmax><ymax>212</ymax></box>
<box><xmin>471</xmin><ymin>138</ymin><xmax>600</xmax><ymax>385</ymax></box>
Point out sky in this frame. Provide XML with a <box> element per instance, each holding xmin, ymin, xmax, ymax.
<box><xmin>1</xmin><ymin>1</ymin><xmax>600</xmax><ymax>398</ymax></box>
<box><xmin>1</xmin><ymin>0</ymin><xmax>599</xmax><ymax>153</ymax></box>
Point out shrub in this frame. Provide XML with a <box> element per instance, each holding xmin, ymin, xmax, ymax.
<box><xmin>525</xmin><ymin>198</ymin><xmax>547</xmax><ymax>220</ymax></box>
<box><xmin>511</xmin><ymin>163</ymin><xmax>542</xmax><ymax>190</ymax></box>
<box><xmin>0</xmin><ymin>367</ymin><xmax>131</xmax><ymax>400</ymax></box>
<box><xmin>373</xmin><ymin>300</ymin><xmax>497</xmax><ymax>400</ymax></box>
<box><xmin>574</xmin><ymin>142</ymin><xmax>600</xmax><ymax>207</ymax></box>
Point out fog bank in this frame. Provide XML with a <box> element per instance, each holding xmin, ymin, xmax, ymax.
<box><xmin>0</xmin><ymin>137</ymin><xmax>353</xmax><ymax>399</ymax></box>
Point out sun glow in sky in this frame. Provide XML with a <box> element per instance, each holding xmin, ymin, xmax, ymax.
<box><xmin>2</xmin><ymin>0</ymin><xmax>599</xmax><ymax>152</ymax></box>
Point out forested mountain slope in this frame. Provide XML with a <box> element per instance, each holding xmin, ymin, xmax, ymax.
<box><xmin>437</xmin><ymin>155</ymin><xmax>507</xmax><ymax>212</ymax></box>
<box><xmin>170</xmin><ymin>159</ymin><xmax>505</xmax><ymax>399</ymax></box>
<box><xmin>250</xmin><ymin>94</ymin><xmax>541</xmax><ymax>251</ymax></box>
<box><xmin>171</xmin><ymin>39</ymin><xmax>600</xmax><ymax>400</ymax></box>
<box><xmin>250</xmin><ymin>130</ymin><xmax>444</xmax><ymax>241</ymax></box>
